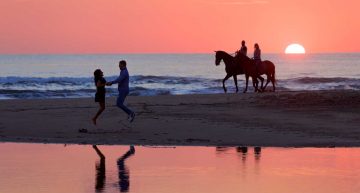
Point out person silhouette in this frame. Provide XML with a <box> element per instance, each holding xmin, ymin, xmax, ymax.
<box><xmin>253</xmin><ymin>43</ymin><xmax>262</xmax><ymax>73</ymax></box>
<box><xmin>235</xmin><ymin>40</ymin><xmax>247</xmax><ymax>57</ymax></box>
<box><xmin>107</xmin><ymin>60</ymin><xmax>135</xmax><ymax>123</ymax></box>
<box><xmin>117</xmin><ymin>146</ymin><xmax>135</xmax><ymax>192</ymax></box>
<box><xmin>92</xmin><ymin>145</ymin><xmax>106</xmax><ymax>193</ymax></box>
<box><xmin>92</xmin><ymin>69</ymin><xmax>107</xmax><ymax>125</ymax></box>
<box><xmin>239</xmin><ymin>40</ymin><xmax>248</xmax><ymax>56</ymax></box>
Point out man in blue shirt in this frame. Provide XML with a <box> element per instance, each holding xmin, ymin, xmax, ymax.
<box><xmin>107</xmin><ymin>60</ymin><xmax>135</xmax><ymax>122</ymax></box>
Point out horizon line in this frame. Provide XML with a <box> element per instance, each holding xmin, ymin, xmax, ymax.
<box><xmin>1</xmin><ymin>51</ymin><xmax>360</xmax><ymax>56</ymax></box>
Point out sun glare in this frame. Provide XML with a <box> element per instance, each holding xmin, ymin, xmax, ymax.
<box><xmin>285</xmin><ymin>44</ymin><xmax>306</xmax><ymax>54</ymax></box>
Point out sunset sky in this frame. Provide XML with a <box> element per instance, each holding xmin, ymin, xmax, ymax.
<box><xmin>0</xmin><ymin>0</ymin><xmax>359</xmax><ymax>54</ymax></box>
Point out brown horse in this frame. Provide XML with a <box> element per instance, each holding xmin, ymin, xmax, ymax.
<box><xmin>215</xmin><ymin>50</ymin><xmax>259</xmax><ymax>93</ymax></box>
<box><xmin>234</xmin><ymin>53</ymin><xmax>276</xmax><ymax>92</ymax></box>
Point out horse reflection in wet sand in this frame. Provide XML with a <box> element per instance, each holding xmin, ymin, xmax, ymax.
<box><xmin>215</xmin><ymin>51</ymin><xmax>276</xmax><ymax>93</ymax></box>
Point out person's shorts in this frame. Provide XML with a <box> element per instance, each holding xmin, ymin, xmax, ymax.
<box><xmin>95</xmin><ymin>93</ymin><xmax>105</xmax><ymax>103</ymax></box>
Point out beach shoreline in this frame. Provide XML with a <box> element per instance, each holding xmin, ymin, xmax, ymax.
<box><xmin>0</xmin><ymin>90</ymin><xmax>359</xmax><ymax>147</ymax></box>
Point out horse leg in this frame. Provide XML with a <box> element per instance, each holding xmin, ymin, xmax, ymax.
<box><xmin>222</xmin><ymin>74</ymin><xmax>231</xmax><ymax>93</ymax></box>
<box><xmin>233</xmin><ymin>75</ymin><xmax>239</xmax><ymax>93</ymax></box>
<box><xmin>258</xmin><ymin>75</ymin><xmax>264</xmax><ymax>91</ymax></box>
<box><xmin>252</xmin><ymin>77</ymin><xmax>259</xmax><ymax>92</ymax></box>
<box><xmin>263</xmin><ymin>74</ymin><xmax>271</xmax><ymax>91</ymax></box>
<box><xmin>243</xmin><ymin>74</ymin><xmax>249</xmax><ymax>93</ymax></box>
<box><xmin>271</xmin><ymin>71</ymin><xmax>276</xmax><ymax>92</ymax></box>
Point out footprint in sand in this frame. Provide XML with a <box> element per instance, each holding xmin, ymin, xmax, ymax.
<box><xmin>78</xmin><ymin>128</ymin><xmax>88</xmax><ymax>133</ymax></box>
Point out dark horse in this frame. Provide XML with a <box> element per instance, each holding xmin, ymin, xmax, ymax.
<box><xmin>215</xmin><ymin>50</ymin><xmax>276</xmax><ymax>93</ymax></box>
<box><xmin>215</xmin><ymin>50</ymin><xmax>258</xmax><ymax>93</ymax></box>
<box><xmin>234</xmin><ymin>52</ymin><xmax>276</xmax><ymax>92</ymax></box>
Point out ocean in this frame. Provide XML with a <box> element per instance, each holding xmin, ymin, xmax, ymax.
<box><xmin>0</xmin><ymin>53</ymin><xmax>359</xmax><ymax>99</ymax></box>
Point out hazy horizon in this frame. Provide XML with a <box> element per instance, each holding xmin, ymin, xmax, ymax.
<box><xmin>1</xmin><ymin>51</ymin><xmax>360</xmax><ymax>56</ymax></box>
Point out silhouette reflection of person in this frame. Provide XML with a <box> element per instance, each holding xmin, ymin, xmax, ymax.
<box><xmin>92</xmin><ymin>145</ymin><xmax>106</xmax><ymax>193</ymax></box>
<box><xmin>117</xmin><ymin>146</ymin><xmax>135</xmax><ymax>192</ymax></box>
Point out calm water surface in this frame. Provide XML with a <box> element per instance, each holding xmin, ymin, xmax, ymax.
<box><xmin>0</xmin><ymin>54</ymin><xmax>359</xmax><ymax>99</ymax></box>
<box><xmin>0</xmin><ymin>143</ymin><xmax>359</xmax><ymax>193</ymax></box>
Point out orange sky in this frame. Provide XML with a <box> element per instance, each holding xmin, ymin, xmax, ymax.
<box><xmin>0</xmin><ymin>0</ymin><xmax>359</xmax><ymax>54</ymax></box>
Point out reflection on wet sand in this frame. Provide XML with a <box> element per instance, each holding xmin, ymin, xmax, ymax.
<box><xmin>93</xmin><ymin>145</ymin><xmax>106</xmax><ymax>193</ymax></box>
<box><xmin>215</xmin><ymin>146</ymin><xmax>262</xmax><ymax>161</ymax></box>
<box><xmin>117</xmin><ymin>146</ymin><xmax>135</xmax><ymax>192</ymax></box>
<box><xmin>254</xmin><ymin>146</ymin><xmax>261</xmax><ymax>161</ymax></box>
<box><xmin>236</xmin><ymin>146</ymin><xmax>249</xmax><ymax>162</ymax></box>
<box><xmin>92</xmin><ymin>145</ymin><xmax>136</xmax><ymax>193</ymax></box>
<box><xmin>216</xmin><ymin>146</ymin><xmax>262</xmax><ymax>164</ymax></box>
<box><xmin>215</xmin><ymin>146</ymin><xmax>232</xmax><ymax>153</ymax></box>
<box><xmin>1</xmin><ymin>144</ymin><xmax>359</xmax><ymax>193</ymax></box>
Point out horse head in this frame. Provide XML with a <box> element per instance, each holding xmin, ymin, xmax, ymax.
<box><xmin>214</xmin><ymin>50</ymin><xmax>223</xmax><ymax>66</ymax></box>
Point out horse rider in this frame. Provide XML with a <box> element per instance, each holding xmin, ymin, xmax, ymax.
<box><xmin>240</xmin><ymin>40</ymin><xmax>248</xmax><ymax>56</ymax></box>
<box><xmin>236</xmin><ymin>40</ymin><xmax>248</xmax><ymax>57</ymax></box>
<box><xmin>253</xmin><ymin>43</ymin><xmax>261</xmax><ymax>73</ymax></box>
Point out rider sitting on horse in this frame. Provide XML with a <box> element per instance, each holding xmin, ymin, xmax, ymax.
<box><xmin>253</xmin><ymin>43</ymin><xmax>261</xmax><ymax>74</ymax></box>
<box><xmin>236</xmin><ymin>40</ymin><xmax>248</xmax><ymax>57</ymax></box>
<box><xmin>240</xmin><ymin>40</ymin><xmax>247</xmax><ymax>56</ymax></box>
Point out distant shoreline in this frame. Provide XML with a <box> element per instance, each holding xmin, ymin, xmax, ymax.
<box><xmin>0</xmin><ymin>90</ymin><xmax>359</xmax><ymax>147</ymax></box>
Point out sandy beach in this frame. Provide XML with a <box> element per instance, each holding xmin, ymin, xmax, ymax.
<box><xmin>0</xmin><ymin>90</ymin><xmax>359</xmax><ymax>147</ymax></box>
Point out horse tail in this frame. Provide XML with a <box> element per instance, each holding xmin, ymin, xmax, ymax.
<box><xmin>272</xmin><ymin>63</ymin><xmax>276</xmax><ymax>85</ymax></box>
<box><xmin>273</xmin><ymin>70</ymin><xmax>276</xmax><ymax>84</ymax></box>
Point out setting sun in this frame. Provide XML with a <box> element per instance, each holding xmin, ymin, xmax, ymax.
<box><xmin>285</xmin><ymin>44</ymin><xmax>306</xmax><ymax>54</ymax></box>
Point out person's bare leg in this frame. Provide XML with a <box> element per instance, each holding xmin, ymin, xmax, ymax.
<box><xmin>92</xmin><ymin>102</ymin><xmax>105</xmax><ymax>125</ymax></box>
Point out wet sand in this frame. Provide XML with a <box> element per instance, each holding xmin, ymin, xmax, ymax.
<box><xmin>0</xmin><ymin>90</ymin><xmax>359</xmax><ymax>147</ymax></box>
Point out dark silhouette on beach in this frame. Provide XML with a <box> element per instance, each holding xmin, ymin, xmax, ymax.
<box><xmin>215</xmin><ymin>51</ymin><xmax>245</xmax><ymax>93</ymax></box>
<box><xmin>234</xmin><ymin>50</ymin><xmax>276</xmax><ymax>92</ymax></box>
<box><xmin>107</xmin><ymin>60</ymin><xmax>135</xmax><ymax>123</ymax></box>
<box><xmin>92</xmin><ymin>69</ymin><xmax>107</xmax><ymax>125</ymax></box>
<box><xmin>117</xmin><ymin>146</ymin><xmax>135</xmax><ymax>192</ymax></box>
<box><xmin>215</xmin><ymin>50</ymin><xmax>276</xmax><ymax>93</ymax></box>
<box><xmin>253</xmin><ymin>43</ymin><xmax>262</xmax><ymax>75</ymax></box>
<box><xmin>92</xmin><ymin>145</ymin><xmax>106</xmax><ymax>193</ymax></box>
<box><xmin>236</xmin><ymin>40</ymin><xmax>248</xmax><ymax>56</ymax></box>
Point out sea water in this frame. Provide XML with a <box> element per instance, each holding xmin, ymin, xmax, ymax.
<box><xmin>0</xmin><ymin>53</ymin><xmax>359</xmax><ymax>99</ymax></box>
